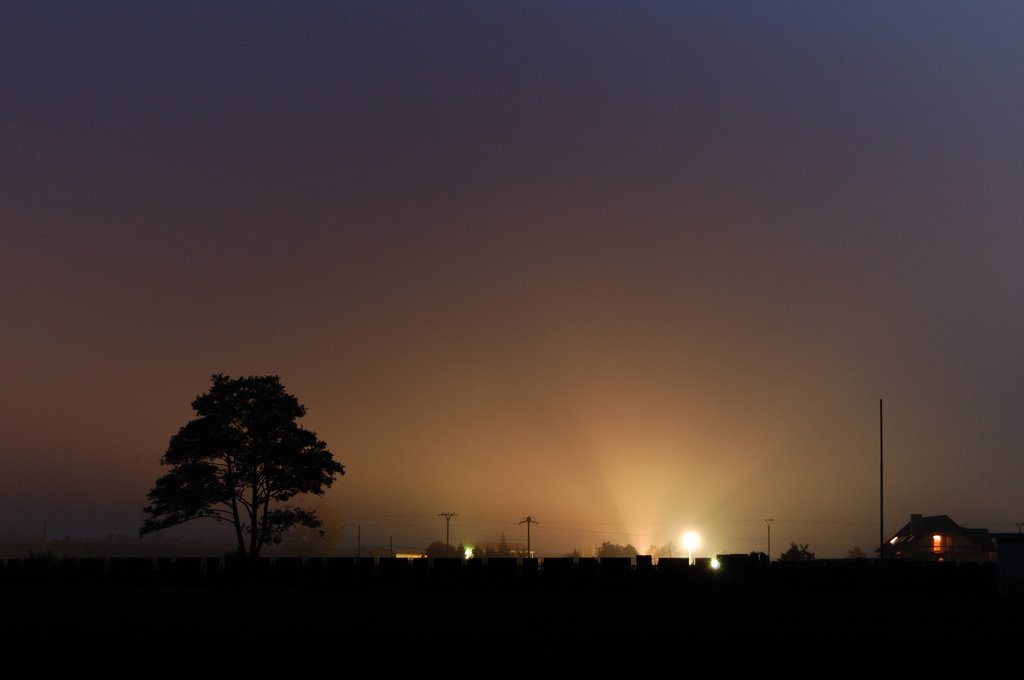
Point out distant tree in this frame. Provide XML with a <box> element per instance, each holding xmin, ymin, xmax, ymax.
<box><xmin>425</xmin><ymin>540</ymin><xmax>459</xmax><ymax>558</ymax></box>
<box><xmin>648</xmin><ymin>541</ymin><xmax>676</xmax><ymax>560</ymax></box>
<box><xmin>847</xmin><ymin>546</ymin><xmax>867</xmax><ymax>559</ymax></box>
<box><xmin>749</xmin><ymin>551</ymin><xmax>769</xmax><ymax>564</ymax></box>
<box><xmin>140</xmin><ymin>374</ymin><xmax>345</xmax><ymax>560</ymax></box>
<box><xmin>494</xmin><ymin>533</ymin><xmax>513</xmax><ymax>557</ymax></box>
<box><xmin>596</xmin><ymin>541</ymin><xmax>638</xmax><ymax>558</ymax></box>
<box><xmin>779</xmin><ymin>542</ymin><xmax>815</xmax><ymax>561</ymax></box>
<box><xmin>264</xmin><ymin>502</ymin><xmax>347</xmax><ymax>557</ymax></box>
<box><xmin>26</xmin><ymin>550</ymin><xmax>56</xmax><ymax>564</ymax></box>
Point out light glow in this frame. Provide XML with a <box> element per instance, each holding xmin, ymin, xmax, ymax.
<box><xmin>710</xmin><ymin>557</ymin><xmax>721</xmax><ymax>570</ymax></box>
<box><xmin>683</xmin><ymin>531</ymin><xmax>700</xmax><ymax>565</ymax></box>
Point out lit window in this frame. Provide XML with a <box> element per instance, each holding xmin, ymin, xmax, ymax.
<box><xmin>931</xmin><ymin>534</ymin><xmax>953</xmax><ymax>554</ymax></box>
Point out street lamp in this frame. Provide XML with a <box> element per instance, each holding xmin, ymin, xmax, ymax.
<box><xmin>683</xmin><ymin>531</ymin><xmax>700</xmax><ymax>566</ymax></box>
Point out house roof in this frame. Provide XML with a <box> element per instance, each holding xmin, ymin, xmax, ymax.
<box><xmin>962</xmin><ymin>528</ymin><xmax>996</xmax><ymax>552</ymax></box>
<box><xmin>882</xmin><ymin>514</ymin><xmax>994</xmax><ymax>553</ymax></box>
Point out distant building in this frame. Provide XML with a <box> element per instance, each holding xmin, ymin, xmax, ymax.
<box><xmin>991</xmin><ymin>533</ymin><xmax>1024</xmax><ymax>594</ymax></box>
<box><xmin>882</xmin><ymin>513</ymin><xmax>995</xmax><ymax>562</ymax></box>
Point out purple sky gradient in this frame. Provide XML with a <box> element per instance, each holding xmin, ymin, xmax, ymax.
<box><xmin>2</xmin><ymin>2</ymin><xmax>1022</xmax><ymax>557</ymax></box>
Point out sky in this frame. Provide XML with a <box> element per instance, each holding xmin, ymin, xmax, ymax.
<box><xmin>2</xmin><ymin>2</ymin><xmax>1023</xmax><ymax>558</ymax></box>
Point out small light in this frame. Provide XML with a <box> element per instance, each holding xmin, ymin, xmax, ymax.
<box><xmin>710</xmin><ymin>557</ymin><xmax>721</xmax><ymax>570</ymax></box>
<box><xmin>464</xmin><ymin>546</ymin><xmax>474</xmax><ymax>559</ymax></box>
<box><xmin>932</xmin><ymin>534</ymin><xmax>942</xmax><ymax>545</ymax></box>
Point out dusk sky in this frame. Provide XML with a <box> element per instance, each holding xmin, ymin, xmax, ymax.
<box><xmin>3</xmin><ymin>2</ymin><xmax>1022</xmax><ymax>558</ymax></box>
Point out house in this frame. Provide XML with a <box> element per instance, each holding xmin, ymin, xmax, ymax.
<box><xmin>882</xmin><ymin>513</ymin><xmax>995</xmax><ymax>562</ymax></box>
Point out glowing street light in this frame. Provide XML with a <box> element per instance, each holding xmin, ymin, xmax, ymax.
<box><xmin>682</xmin><ymin>531</ymin><xmax>700</xmax><ymax>566</ymax></box>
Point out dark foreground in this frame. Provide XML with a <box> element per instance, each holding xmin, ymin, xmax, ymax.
<box><xmin>2</xmin><ymin>557</ymin><xmax>1021</xmax><ymax>666</ymax></box>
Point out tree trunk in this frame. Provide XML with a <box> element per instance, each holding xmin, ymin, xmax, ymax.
<box><xmin>225</xmin><ymin>455</ymin><xmax>248</xmax><ymax>558</ymax></box>
<box><xmin>250</xmin><ymin>476</ymin><xmax>259</xmax><ymax>561</ymax></box>
<box><xmin>256</xmin><ymin>487</ymin><xmax>271</xmax><ymax>557</ymax></box>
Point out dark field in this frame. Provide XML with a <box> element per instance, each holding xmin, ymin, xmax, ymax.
<box><xmin>3</xmin><ymin>558</ymin><xmax>1020</xmax><ymax>666</ymax></box>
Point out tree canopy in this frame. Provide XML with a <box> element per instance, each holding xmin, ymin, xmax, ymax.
<box><xmin>425</xmin><ymin>541</ymin><xmax>460</xmax><ymax>559</ymax></box>
<box><xmin>475</xmin><ymin>533</ymin><xmax>516</xmax><ymax>558</ymax></box>
<box><xmin>140</xmin><ymin>374</ymin><xmax>345</xmax><ymax>559</ymax></box>
<box><xmin>596</xmin><ymin>541</ymin><xmax>639</xmax><ymax>558</ymax></box>
<box><xmin>779</xmin><ymin>542</ymin><xmax>815</xmax><ymax>561</ymax></box>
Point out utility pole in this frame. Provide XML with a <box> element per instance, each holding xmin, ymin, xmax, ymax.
<box><xmin>438</xmin><ymin>512</ymin><xmax>457</xmax><ymax>558</ymax></box>
<box><xmin>519</xmin><ymin>516</ymin><xmax>538</xmax><ymax>557</ymax></box>
<box><xmin>764</xmin><ymin>518</ymin><xmax>774</xmax><ymax>560</ymax></box>
<box><xmin>879</xmin><ymin>399</ymin><xmax>884</xmax><ymax>561</ymax></box>
<box><xmin>357</xmin><ymin>524</ymin><xmax>361</xmax><ymax>558</ymax></box>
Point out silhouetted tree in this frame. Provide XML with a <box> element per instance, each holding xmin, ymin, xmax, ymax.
<box><xmin>596</xmin><ymin>541</ymin><xmax>638</xmax><ymax>558</ymax></box>
<box><xmin>264</xmin><ymin>502</ymin><xmax>347</xmax><ymax>557</ymax></box>
<box><xmin>847</xmin><ymin>546</ymin><xmax>867</xmax><ymax>558</ymax></box>
<box><xmin>494</xmin><ymin>533</ymin><xmax>513</xmax><ymax>557</ymax></box>
<box><xmin>647</xmin><ymin>541</ymin><xmax>676</xmax><ymax>560</ymax></box>
<box><xmin>425</xmin><ymin>540</ymin><xmax>459</xmax><ymax>558</ymax></box>
<box><xmin>779</xmin><ymin>542</ymin><xmax>814</xmax><ymax>561</ymax></box>
<box><xmin>26</xmin><ymin>550</ymin><xmax>56</xmax><ymax>564</ymax></box>
<box><xmin>140</xmin><ymin>374</ymin><xmax>345</xmax><ymax>560</ymax></box>
<box><xmin>749</xmin><ymin>551</ymin><xmax>769</xmax><ymax>564</ymax></box>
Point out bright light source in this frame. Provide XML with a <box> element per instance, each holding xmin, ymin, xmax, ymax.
<box><xmin>464</xmin><ymin>546</ymin><xmax>474</xmax><ymax>559</ymax></box>
<box><xmin>889</xmin><ymin>537</ymin><xmax>897</xmax><ymax>545</ymax></box>
<box><xmin>682</xmin><ymin>531</ymin><xmax>700</xmax><ymax>566</ymax></box>
<box><xmin>932</xmin><ymin>534</ymin><xmax>942</xmax><ymax>544</ymax></box>
<box><xmin>710</xmin><ymin>557</ymin><xmax>721</xmax><ymax>570</ymax></box>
